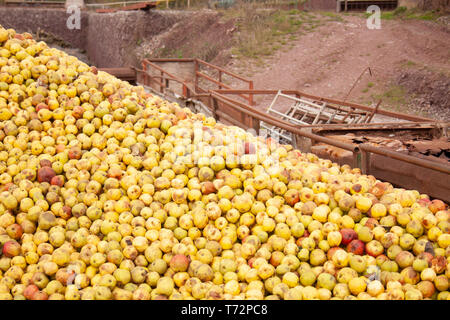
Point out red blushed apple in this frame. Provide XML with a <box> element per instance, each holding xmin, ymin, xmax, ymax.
<box><xmin>23</xmin><ymin>33</ymin><xmax>33</xmax><ymax>40</ymax></box>
<box><xmin>169</xmin><ymin>254</ymin><xmax>190</xmax><ymax>272</ymax></box>
<box><xmin>295</xmin><ymin>235</ymin><xmax>310</xmax><ymax>248</ymax></box>
<box><xmin>68</xmin><ymin>146</ymin><xmax>82</xmax><ymax>160</ymax></box>
<box><xmin>247</xmin><ymin>257</ymin><xmax>257</xmax><ymax>268</ymax></box>
<box><xmin>201</xmin><ymin>181</ymin><xmax>216</xmax><ymax>195</ymax></box>
<box><xmin>284</xmin><ymin>189</ymin><xmax>300</xmax><ymax>206</ymax></box>
<box><xmin>107</xmin><ymin>167</ymin><xmax>122</xmax><ymax>180</ymax></box>
<box><xmin>175</xmin><ymin>110</ymin><xmax>187</xmax><ymax>120</ymax></box>
<box><xmin>369</xmin><ymin>182</ymin><xmax>387</xmax><ymax>198</ymax></box>
<box><xmin>417</xmin><ymin>198</ymin><xmax>431</xmax><ymax>207</ymax></box>
<box><xmin>2</xmin><ymin>240</ymin><xmax>21</xmax><ymax>257</ymax></box>
<box><xmin>72</xmin><ymin>105</ymin><xmax>85</xmax><ymax>119</ymax></box>
<box><xmin>295</xmin><ymin>237</ymin><xmax>305</xmax><ymax>247</ymax></box>
<box><xmin>30</xmin><ymin>111</ymin><xmax>39</xmax><ymax>120</ymax></box>
<box><xmin>31</xmin><ymin>291</ymin><xmax>49</xmax><ymax>300</ymax></box>
<box><xmin>6</xmin><ymin>223</ymin><xmax>23</xmax><ymax>240</ymax></box>
<box><xmin>37</xmin><ymin>167</ymin><xmax>56</xmax><ymax>183</ymax></box>
<box><xmin>327</xmin><ymin>247</ymin><xmax>341</xmax><ymax>261</ymax></box>
<box><xmin>1</xmin><ymin>183</ymin><xmax>13</xmax><ymax>192</ymax></box>
<box><xmin>270</xmin><ymin>251</ymin><xmax>284</xmax><ymax>267</ymax></box>
<box><xmin>366</xmin><ymin>240</ymin><xmax>384</xmax><ymax>257</ymax></box>
<box><xmin>50</xmin><ymin>175</ymin><xmax>64</xmax><ymax>187</ymax></box>
<box><xmin>417</xmin><ymin>252</ymin><xmax>433</xmax><ymax>265</ymax></box>
<box><xmin>60</xmin><ymin>206</ymin><xmax>72</xmax><ymax>220</ymax></box>
<box><xmin>428</xmin><ymin>199</ymin><xmax>446</xmax><ymax>213</ymax></box>
<box><xmin>376</xmin><ymin>254</ymin><xmax>389</xmax><ymax>266</ymax></box>
<box><xmin>55</xmin><ymin>144</ymin><xmax>65</xmax><ymax>154</ymax></box>
<box><xmin>35</xmin><ymin>103</ymin><xmax>49</xmax><ymax>112</ymax></box>
<box><xmin>417</xmin><ymin>280</ymin><xmax>435</xmax><ymax>298</ymax></box>
<box><xmin>347</xmin><ymin>239</ymin><xmax>365</xmax><ymax>255</ymax></box>
<box><xmin>364</xmin><ymin>218</ymin><xmax>379</xmax><ymax>230</ymax></box>
<box><xmin>24</xmin><ymin>284</ymin><xmax>40</xmax><ymax>300</ymax></box>
<box><xmin>340</xmin><ymin>228</ymin><xmax>358</xmax><ymax>245</ymax></box>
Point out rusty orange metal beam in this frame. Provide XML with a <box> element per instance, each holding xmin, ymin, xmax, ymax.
<box><xmin>358</xmin><ymin>143</ymin><xmax>450</xmax><ymax>175</ymax></box>
<box><xmin>196</xmin><ymin>59</ymin><xmax>253</xmax><ymax>84</ymax></box>
<box><xmin>213</xmin><ymin>89</ymin><xmax>434</xmax><ymax>122</ymax></box>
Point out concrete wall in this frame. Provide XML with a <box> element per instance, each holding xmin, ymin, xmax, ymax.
<box><xmin>302</xmin><ymin>0</ymin><xmax>337</xmax><ymax>10</ymax></box>
<box><xmin>398</xmin><ymin>0</ymin><xmax>450</xmax><ymax>10</ymax></box>
<box><xmin>86</xmin><ymin>10</ymin><xmax>179</xmax><ymax>68</ymax></box>
<box><xmin>0</xmin><ymin>8</ymin><xmax>180</xmax><ymax>68</ymax></box>
<box><xmin>0</xmin><ymin>7</ymin><xmax>89</xmax><ymax>50</ymax></box>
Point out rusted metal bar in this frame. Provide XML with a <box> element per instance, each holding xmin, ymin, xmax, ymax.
<box><xmin>142</xmin><ymin>59</ymin><xmax>187</xmax><ymax>85</ymax></box>
<box><xmin>218</xmin><ymin>71</ymin><xmax>222</xmax><ymax>90</ymax></box>
<box><xmin>147</xmin><ymin>58</ymin><xmax>195</xmax><ymax>63</ymax></box>
<box><xmin>196</xmin><ymin>72</ymin><xmax>251</xmax><ymax>102</ymax></box>
<box><xmin>140</xmin><ymin>63</ymin><xmax>148</xmax><ymax>86</ymax></box>
<box><xmin>361</xmin><ymin>150</ymin><xmax>371</xmax><ymax>175</ymax></box>
<box><xmin>212</xmin><ymin>96</ymin><xmax>218</xmax><ymax>119</ymax></box>
<box><xmin>249</xmin><ymin>81</ymin><xmax>254</xmax><ymax>106</ymax></box>
<box><xmin>358</xmin><ymin>143</ymin><xmax>450</xmax><ymax>175</ymax></box>
<box><xmin>194</xmin><ymin>60</ymin><xmax>199</xmax><ymax>93</ymax></box>
<box><xmin>196</xmin><ymin>59</ymin><xmax>252</xmax><ymax>83</ymax></box>
<box><xmin>354</xmin><ymin>152</ymin><xmax>362</xmax><ymax>171</ymax></box>
<box><xmin>343</xmin><ymin>67</ymin><xmax>372</xmax><ymax>103</ymax></box>
<box><xmin>310</xmin><ymin>121</ymin><xmax>445</xmax><ymax>130</ymax></box>
<box><xmin>197</xmin><ymin>72</ymin><xmax>233</xmax><ymax>89</ymax></box>
<box><xmin>366</xmin><ymin>99</ymin><xmax>381</xmax><ymax>123</ymax></box>
<box><xmin>213</xmin><ymin>89</ymin><xmax>434</xmax><ymax>122</ymax></box>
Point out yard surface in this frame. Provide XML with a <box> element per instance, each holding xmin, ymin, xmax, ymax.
<box><xmin>224</xmin><ymin>11</ymin><xmax>450</xmax><ymax>120</ymax></box>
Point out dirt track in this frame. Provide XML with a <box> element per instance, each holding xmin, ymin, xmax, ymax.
<box><xmin>228</xmin><ymin>15</ymin><xmax>450</xmax><ymax>119</ymax></box>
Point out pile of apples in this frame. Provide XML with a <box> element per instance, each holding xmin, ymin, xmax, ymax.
<box><xmin>0</xmin><ymin>26</ymin><xmax>448</xmax><ymax>300</ymax></box>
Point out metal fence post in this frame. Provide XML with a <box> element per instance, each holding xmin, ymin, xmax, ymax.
<box><xmin>361</xmin><ymin>150</ymin><xmax>371</xmax><ymax>175</ymax></box>
<box><xmin>194</xmin><ymin>59</ymin><xmax>199</xmax><ymax>93</ymax></box>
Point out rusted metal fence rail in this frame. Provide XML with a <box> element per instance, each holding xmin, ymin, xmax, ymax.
<box><xmin>212</xmin><ymin>89</ymin><xmax>433</xmax><ymax>122</ymax></box>
<box><xmin>142</xmin><ymin>58</ymin><xmax>254</xmax><ymax>106</ymax></box>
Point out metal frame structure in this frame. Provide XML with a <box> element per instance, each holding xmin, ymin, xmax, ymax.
<box><xmin>260</xmin><ymin>89</ymin><xmax>376</xmax><ymax>145</ymax></box>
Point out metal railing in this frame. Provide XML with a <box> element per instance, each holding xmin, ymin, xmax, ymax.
<box><xmin>142</xmin><ymin>58</ymin><xmax>254</xmax><ymax>106</ymax></box>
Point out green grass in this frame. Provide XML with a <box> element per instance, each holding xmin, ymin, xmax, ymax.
<box><xmin>318</xmin><ymin>11</ymin><xmax>344</xmax><ymax>22</ymax></box>
<box><xmin>404</xmin><ymin>60</ymin><xmax>417</xmax><ymax>67</ymax></box>
<box><xmin>366</xmin><ymin>7</ymin><xmax>442</xmax><ymax>21</ymax></box>
<box><xmin>226</xmin><ymin>4</ymin><xmax>328</xmax><ymax>60</ymax></box>
<box><xmin>367</xmin><ymin>82</ymin><xmax>374</xmax><ymax>88</ymax></box>
<box><xmin>371</xmin><ymin>85</ymin><xmax>409</xmax><ymax>112</ymax></box>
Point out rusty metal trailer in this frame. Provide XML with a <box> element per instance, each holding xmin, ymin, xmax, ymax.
<box><xmin>101</xmin><ymin>59</ymin><xmax>450</xmax><ymax>202</ymax></box>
